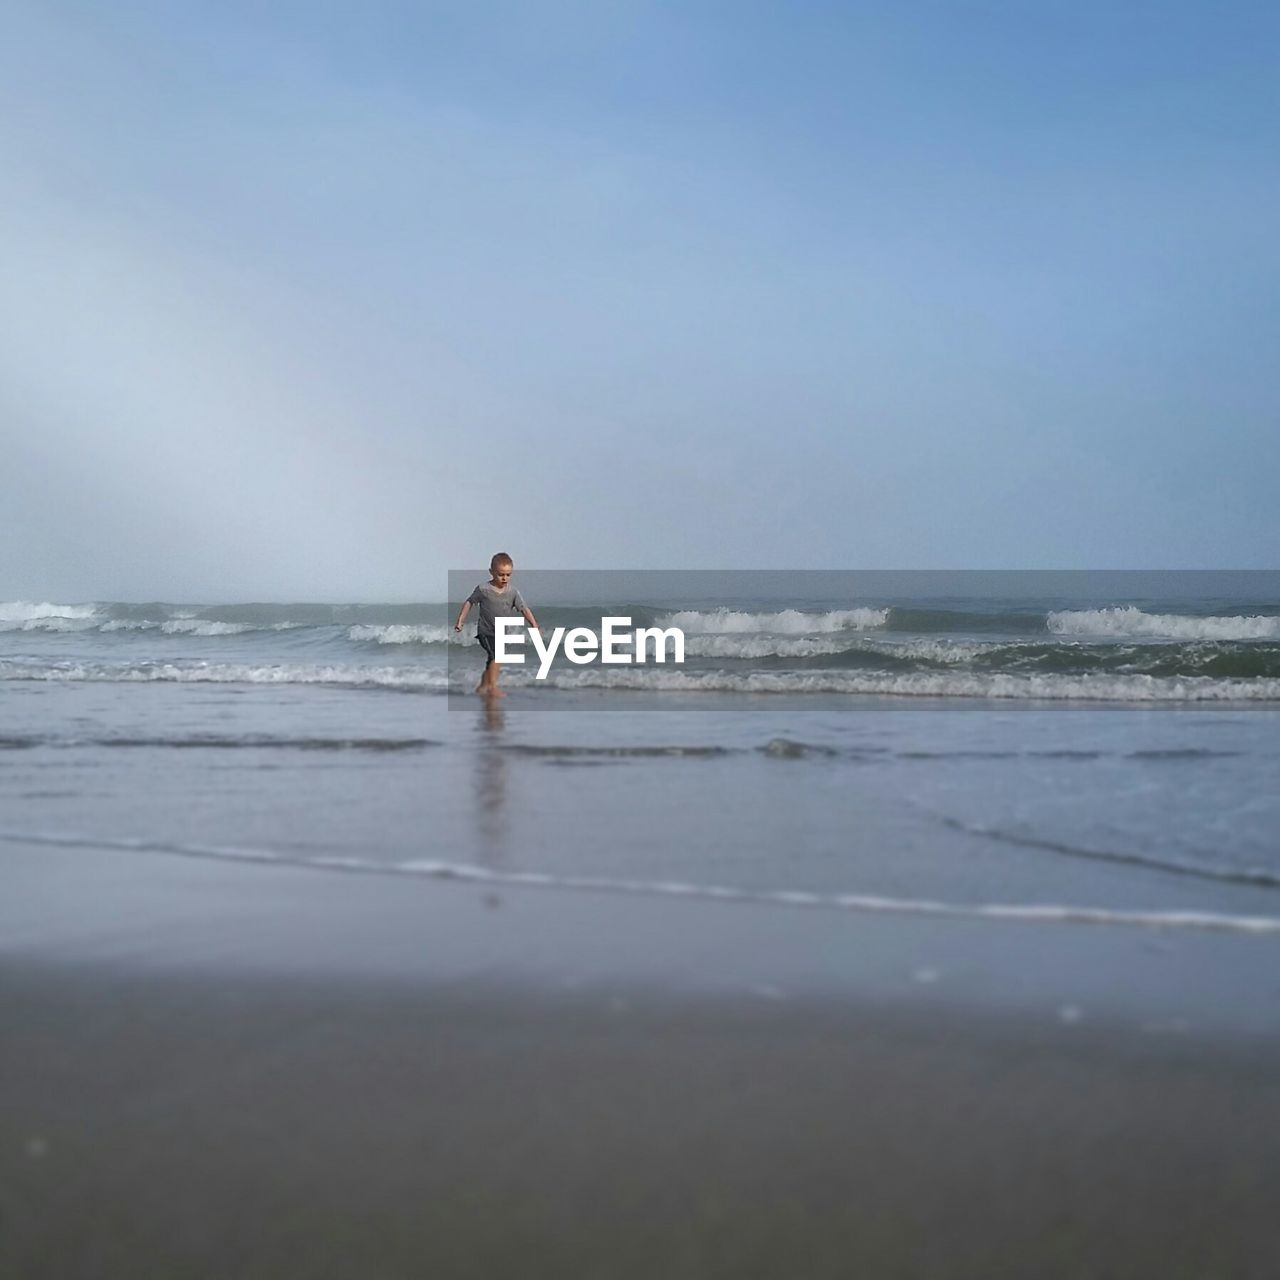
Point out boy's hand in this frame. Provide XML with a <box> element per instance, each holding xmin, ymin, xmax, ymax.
<box><xmin>454</xmin><ymin>624</ymin><xmax>463</xmax><ymax>632</ymax></box>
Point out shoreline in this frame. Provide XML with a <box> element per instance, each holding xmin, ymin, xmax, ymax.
<box><xmin>5</xmin><ymin>836</ymin><xmax>1280</xmax><ymax>1032</ymax></box>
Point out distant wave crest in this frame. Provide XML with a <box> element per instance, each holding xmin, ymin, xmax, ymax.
<box><xmin>348</xmin><ymin>624</ymin><xmax>456</xmax><ymax>645</ymax></box>
<box><xmin>1048</xmin><ymin>607</ymin><xmax>1280</xmax><ymax>641</ymax></box>
<box><xmin>661</xmin><ymin>607</ymin><xmax>888</xmax><ymax>634</ymax></box>
<box><xmin>0</xmin><ymin>600</ymin><xmax>99</xmax><ymax>623</ymax></box>
<box><xmin>538</xmin><ymin>667</ymin><xmax>1280</xmax><ymax>702</ymax></box>
<box><xmin>0</xmin><ymin>658</ymin><xmax>449</xmax><ymax>690</ymax></box>
<box><xmin>160</xmin><ymin>619</ymin><xmax>252</xmax><ymax>637</ymax></box>
<box><xmin>0</xmin><ymin>600</ymin><xmax>101</xmax><ymax>631</ymax></box>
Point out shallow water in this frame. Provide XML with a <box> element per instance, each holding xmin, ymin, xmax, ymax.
<box><xmin>4</xmin><ymin>581</ymin><xmax>1280</xmax><ymax>940</ymax></box>
<box><xmin>3</xmin><ymin>679</ymin><xmax>1279</xmax><ymax>937</ymax></box>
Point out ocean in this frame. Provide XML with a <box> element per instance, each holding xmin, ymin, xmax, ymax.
<box><xmin>4</xmin><ymin>572</ymin><xmax>1280</xmax><ymax>952</ymax></box>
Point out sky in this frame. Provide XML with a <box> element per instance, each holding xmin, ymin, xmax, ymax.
<box><xmin>2</xmin><ymin>0</ymin><xmax>1277</xmax><ymax>601</ymax></box>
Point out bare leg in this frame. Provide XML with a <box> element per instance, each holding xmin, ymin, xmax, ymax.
<box><xmin>478</xmin><ymin>661</ymin><xmax>505</xmax><ymax>697</ymax></box>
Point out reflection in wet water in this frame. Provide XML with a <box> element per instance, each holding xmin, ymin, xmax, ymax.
<box><xmin>473</xmin><ymin>699</ymin><xmax>508</xmax><ymax>861</ymax></box>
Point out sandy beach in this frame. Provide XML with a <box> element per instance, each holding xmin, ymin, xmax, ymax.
<box><xmin>4</xmin><ymin>836</ymin><xmax>1280</xmax><ymax>1280</ymax></box>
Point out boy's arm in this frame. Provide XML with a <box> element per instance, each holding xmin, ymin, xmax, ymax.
<box><xmin>521</xmin><ymin>606</ymin><xmax>540</xmax><ymax>631</ymax></box>
<box><xmin>454</xmin><ymin>601</ymin><xmax>471</xmax><ymax>631</ymax></box>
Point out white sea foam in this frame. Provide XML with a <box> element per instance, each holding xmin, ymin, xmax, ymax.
<box><xmin>878</xmin><ymin>638</ymin><xmax>995</xmax><ymax>663</ymax></box>
<box><xmin>681</xmin><ymin>634</ymin><xmax>856</xmax><ymax>659</ymax></box>
<box><xmin>539</xmin><ymin>667</ymin><xmax>1280</xmax><ymax>701</ymax></box>
<box><xmin>2</xmin><ymin>659</ymin><xmax>1277</xmax><ymax>701</ymax></box>
<box><xmin>1048</xmin><ymin>607</ymin><xmax>1280</xmax><ymax>641</ymax></box>
<box><xmin>348</xmin><ymin>624</ymin><xmax>457</xmax><ymax>645</ymax></box>
<box><xmin>674</xmin><ymin>634</ymin><xmax>996</xmax><ymax>661</ymax></box>
<box><xmin>660</xmin><ymin>607</ymin><xmax>888</xmax><ymax>634</ymax></box>
<box><xmin>160</xmin><ymin>619</ymin><xmax>252</xmax><ymax>636</ymax></box>
<box><xmin>4</xmin><ymin>828</ymin><xmax>1278</xmax><ymax>937</ymax></box>
<box><xmin>0</xmin><ymin>600</ymin><xmax>99</xmax><ymax>623</ymax></box>
<box><xmin>0</xmin><ymin>616</ymin><xmax>101</xmax><ymax>633</ymax></box>
<box><xmin>2</xmin><ymin>615</ymin><xmax>308</xmax><ymax>635</ymax></box>
<box><xmin>0</xmin><ymin>659</ymin><xmax>450</xmax><ymax>689</ymax></box>
<box><xmin>680</xmin><ymin>635</ymin><xmax>1036</xmax><ymax>663</ymax></box>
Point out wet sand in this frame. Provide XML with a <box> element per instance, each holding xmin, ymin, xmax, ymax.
<box><xmin>3</xmin><ymin>839</ymin><xmax>1280</xmax><ymax>1279</ymax></box>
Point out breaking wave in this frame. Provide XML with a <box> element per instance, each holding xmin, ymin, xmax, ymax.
<box><xmin>348</xmin><ymin>624</ymin><xmax>456</xmax><ymax>645</ymax></box>
<box><xmin>3</xmin><ymin>656</ymin><xmax>1279</xmax><ymax>700</ymax></box>
<box><xmin>537</xmin><ymin>667</ymin><xmax>1280</xmax><ymax>701</ymax></box>
<box><xmin>1048</xmin><ymin>607</ymin><xmax>1280</xmax><ymax>641</ymax></box>
<box><xmin>0</xmin><ymin>600</ymin><xmax>99</xmax><ymax>623</ymax></box>
<box><xmin>5</xmin><ymin>597</ymin><xmax>1280</xmax><ymax>694</ymax></box>
<box><xmin>660</xmin><ymin>607</ymin><xmax>889</xmax><ymax>634</ymax></box>
<box><xmin>0</xmin><ymin>658</ymin><xmax>449</xmax><ymax>690</ymax></box>
<box><xmin>681</xmin><ymin>633</ymin><xmax>859</xmax><ymax>659</ymax></box>
<box><xmin>160</xmin><ymin>619</ymin><xmax>252</xmax><ymax>637</ymax></box>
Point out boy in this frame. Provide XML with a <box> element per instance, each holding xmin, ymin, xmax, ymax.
<box><xmin>454</xmin><ymin>553</ymin><xmax>539</xmax><ymax>697</ymax></box>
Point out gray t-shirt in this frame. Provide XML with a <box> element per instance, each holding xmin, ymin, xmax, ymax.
<box><xmin>467</xmin><ymin>582</ymin><xmax>528</xmax><ymax>636</ymax></box>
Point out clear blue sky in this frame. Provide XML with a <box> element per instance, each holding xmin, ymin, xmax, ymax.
<box><xmin>2</xmin><ymin>1</ymin><xmax>1277</xmax><ymax>599</ymax></box>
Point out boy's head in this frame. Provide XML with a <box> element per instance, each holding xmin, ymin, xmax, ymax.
<box><xmin>489</xmin><ymin>553</ymin><xmax>513</xmax><ymax>587</ymax></box>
